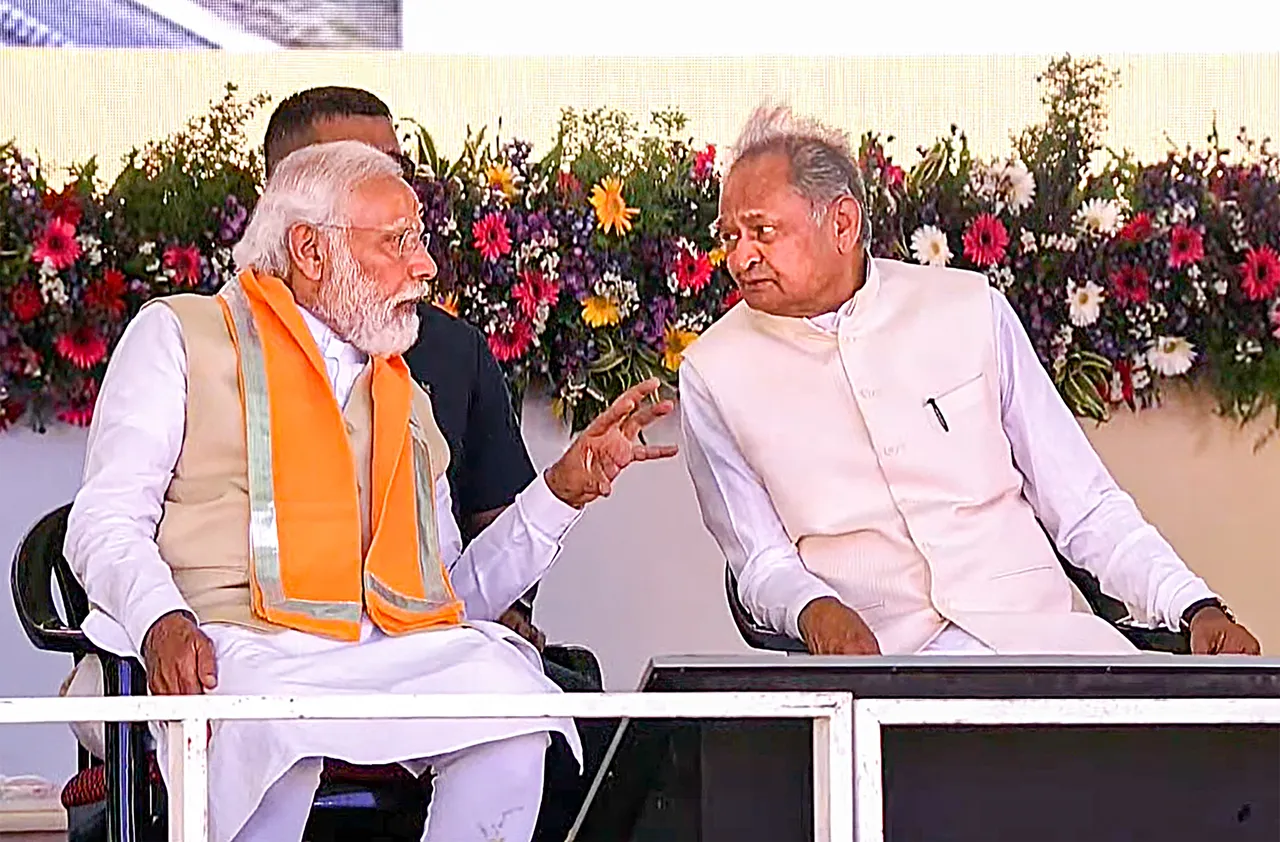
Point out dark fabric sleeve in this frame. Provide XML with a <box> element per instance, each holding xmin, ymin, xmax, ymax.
<box><xmin>454</xmin><ymin>330</ymin><xmax>537</xmax><ymax>519</ymax></box>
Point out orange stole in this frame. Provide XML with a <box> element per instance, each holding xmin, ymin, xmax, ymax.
<box><xmin>218</xmin><ymin>270</ymin><xmax>462</xmax><ymax>640</ymax></box>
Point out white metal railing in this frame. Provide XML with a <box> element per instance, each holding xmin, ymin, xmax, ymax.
<box><xmin>0</xmin><ymin>691</ymin><xmax>853</xmax><ymax>842</ymax></box>
<box><xmin>851</xmin><ymin>696</ymin><xmax>1280</xmax><ymax>842</ymax></box>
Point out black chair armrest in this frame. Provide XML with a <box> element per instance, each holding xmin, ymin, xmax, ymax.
<box><xmin>11</xmin><ymin>504</ymin><xmax>93</xmax><ymax>655</ymax></box>
<box><xmin>724</xmin><ymin>566</ymin><xmax>808</xmax><ymax>653</ymax></box>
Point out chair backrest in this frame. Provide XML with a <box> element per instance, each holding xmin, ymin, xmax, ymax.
<box><xmin>10</xmin><ymin>503</ymin><xmax>90</xmax><ymax>653</ymax></box>
<box><xmin>723</xmin><ymin>566</ymin><xmax>807</xmax><ymax>653</ymax></box>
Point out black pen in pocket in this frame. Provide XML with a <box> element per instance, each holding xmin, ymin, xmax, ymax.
<box><xmin>925</xmin><ymin>397</ymin><xmax>949</xmax><ymax>432</ymax></box>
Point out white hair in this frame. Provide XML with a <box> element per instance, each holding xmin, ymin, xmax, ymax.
<box><xmin>729</xmin><ymin>105</ymin><xmax>871</xmax><ymax>244</ymax></box>
<box><xmin>232</xmin><ymin>139</ymin><xmax>404</xmax><ymax>276</ymax></box>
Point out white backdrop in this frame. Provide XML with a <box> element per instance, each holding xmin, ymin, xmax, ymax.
<box><xmin>0</xmin><ymin>400</ymin><xmax>749</xmax><ymax>785</ymax></box>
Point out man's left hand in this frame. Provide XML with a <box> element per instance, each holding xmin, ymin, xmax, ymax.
<box><xmin>1190</xmin><ymin>608</ymin><xmax>1261</xmax><ymax>655</ymax></box>
<box><xmin>545</xmin><ymin>378</ymin><xmax>678</xmax><ymax>508</ymax></box>
<box><xmin>498</xmin><ymin>607</ymin><xmax>546</xmax><ymax>652</ymax></box>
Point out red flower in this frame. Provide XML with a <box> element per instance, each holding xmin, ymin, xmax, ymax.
<box><xmin>1117</xmin><ymin>212</ymin><xmax>1153</xmax><ymax>243</ymax></box>
<box><xmin>31</xmin><ymin>218</ymin><xmax>81</xmax><ymax>270</ymax></box>
<box><xmin>9</xmin><ymin>283</ymin><xmax>43</xmax><ymax>323</ymax></box>
<box><xmin>42</xmin><ymin>184</ymin><xmax>83</xmax><ymax>227</ymax></box>
<box><xmin>1240</xmin><ymin>246</ymin><xmax>1280</xmax><ymax>301</ymax></box>
<box><xmin>884</xmin><ymin>164</ymin><xmax>906</xmax><ymax>189</ymax></box>
<box><xmin>673</xmin><ymin>247</ymin><xmax>712</xmax><ymax>293</ymax></box>
<box><xmin>54</xmin><ymin>325</ymin><xmax>108</xmax><ymax>369</ymax></box>
<box><xmin>556</xmin><ymin>170</ymin><xmax>581</xmax><ymax>197</ymax></box>
<box><xmin>84</xmin><ymin>268</ymin><xmax>127</xmax><ymax>316</ymax></box>
<box><xmin>56</xmin><ymin>381</ymin><xmax>98</xmax><ymax>428</ymax></box>
<box><xmin>163</xmin><ymin>244</ymin><xmax>202</xmax><ymax>286</ymax></box>
<box><xmin>1270</xmin><ymin>300</ymin><xmax>1280</xmax><ymax>341</ymax></box>
<box><xmin>487</xmin><ymin>319</ymin><xmax>533</xmax><ymax>362</ymax></box>
<box><xmin>692</xmin><ymin>145</ymin><xmax>717</xmax><ymax>181</ymax></box>
<box><xmin>0</xmin><ymin>397</ymin><xmax>26</xmax><ymax>431</ymax></box>
<box><xmin>961</xmin><ymin>213</ymin><xmax>1009</xmax><ymax>268</ymax></box>
<box><xmin>1109</xmin><ymin>265</ymin><xmax>1151</xmax><ymax>305</ymax></box>
<box><xmin>1168</xmin><ymin>225</ymin><xmax>1204</xmax><ymax>269</ymax></box>
<box><xmin>512</xmin><ymin>269</ymin><xmax>559</xmax><ymax>319</ymax></box>
<box><xmin>723</xmin><ymin>288</ymin><xmax>743</xmax><ymax>311</ymax></box>
<box><xmin>471</xmin><ymin>212</ymin><xmax>511</xmax><ymax>261</ymax></box>
<box><xmin>1</xmin><ymin>342</ymin><xmax>42</xmax><ymax>376</ymax></box>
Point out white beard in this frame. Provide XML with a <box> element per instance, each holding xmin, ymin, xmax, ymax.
<box><xmin>312</xmin><ymin>240</ymin><xmax>424</xmax><ymax>358</ymax></box>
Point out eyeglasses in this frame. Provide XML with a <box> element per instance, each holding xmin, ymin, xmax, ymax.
<box><xmin>315</xmin><ymin>222</ymin><xmax>432</xmax><ymax>259</ymax></box>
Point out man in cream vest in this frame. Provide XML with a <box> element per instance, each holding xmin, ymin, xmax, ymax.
<box><xmin>681</xmin><ymin>106</ymin><xmax>1259</xmax><ymax>658</ymax></box>
<box><xmin>64</xmin><ymin>140</ymin><xmax>676</xmax><ymax>842</ymax></box>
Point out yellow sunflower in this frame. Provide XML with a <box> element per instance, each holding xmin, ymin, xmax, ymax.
<box><xmin>707</xmin><ymin>245</ymin><xmax>727</xmax><ymax>267</ymax></box>
<box><xmin>485</xmin><ymin>164</ymin><xmax>516</xmax><ymax>198</ymax></box>
<box><xmin>662</xmin><ymin>325</ymin><xmax>699</xmax><ymax>371</ymax></box>
<box><xmin>581</xmin><ymin>295</ymin><xmax>621</xmax><ymax>328</ymax></box>
<box><xmin>588</xmin><ymin>176</ymin><xmax>640</xmax><ymax>236</ymax></box>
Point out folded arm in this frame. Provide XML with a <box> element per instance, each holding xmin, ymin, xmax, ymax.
<box><xmin>991</xmin><ymin>288</ymin><xmax>1216</xmax><ymax>629</ymax></box>
<box><xmin>679</xmin><ymin>361</ymin><xmax>839</xmax><ymax>639</ymax></box>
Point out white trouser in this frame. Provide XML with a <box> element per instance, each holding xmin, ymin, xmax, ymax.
<box><xmin>232</xmin><ymin>731</ymin><xmax>549</xmax><ymax>842</ymax></box>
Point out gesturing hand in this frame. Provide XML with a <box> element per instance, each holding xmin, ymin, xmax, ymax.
<box><xmin>797</xmin><ymin>597</ymin><xmax>881</xmax><ymax>656</ymax></box>
<box><xmin>142</xmin><ymin>611</ymin><xmax>219</xmax><ymax>695</ymax></box>
<box><xmin>1190</xmin><ymin>608</ymin><xmax>1261</xmax><ymax>656</ymax></box>
<box><xmin>545</xmin><ymin>378</ymin><xmax>679</xmax><ymax>508</ymax></box>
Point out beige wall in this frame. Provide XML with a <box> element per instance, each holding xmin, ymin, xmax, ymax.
<box><xmin>1085</xmin><ymin>389</ymin><xmax>1280</xmax><ymax>649</ymax></box>
<box><xmin>2</xmin><ymin>52</ymin><xmax>1279</xmax><ymax>186</ymax></box>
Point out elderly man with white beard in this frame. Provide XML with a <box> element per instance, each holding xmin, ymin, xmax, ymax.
<box><xmin>63</xmin><ymin>140</ymin><xmax>677</xmax><ymax>842</ymax></box>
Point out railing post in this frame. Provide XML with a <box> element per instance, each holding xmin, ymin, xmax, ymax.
<box><xmin>813</xmin><ymin>693</ymin><xmax>855</xmax><ymax>842</ymax></box>
<box><xmin>167</xmin><ymin>718</ymin><xmax>209</xmax><ymax>842</ymax></box>
<box><xmin>853</xmin><ymin>700</ymin><xmax>884</xmax><ymax>842</ymax></box>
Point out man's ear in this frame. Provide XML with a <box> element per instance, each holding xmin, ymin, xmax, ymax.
<box><xmin>830</xmin><ymin>196</ymin><xmax>862</xmax><ymax>253</ymax></box>
<box><xmin>287</xmin><ymin>223</ymin><xmax>325</xmax><ymax>282</ymax></box>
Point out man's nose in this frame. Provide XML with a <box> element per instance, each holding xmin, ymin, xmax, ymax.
<box><xmin>727</xmin><ymin>240</ymin><xmax>762</xmax><ymax>279</ymax></box>
<box><xmin>409</xmin><ymin>247</ymin><xmax>438</xmax><ymax>282</ymax></box>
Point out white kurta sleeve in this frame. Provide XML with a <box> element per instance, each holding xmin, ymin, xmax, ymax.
<box><xmin>991</xmin><ymin>288</ymin><xmax>1218</xmax><ymax>629</ymax></box>
<box><xmin>679</xmin><ymin>360</ymin><xmax>839</xmax><ymax>639</ymax></box>
<box><xmin>438</xmin><ymin>472</ymin><xmax>581</xmax><ymax>622</ymax></box>
<box><xmin>64</xmin><ymin>303</ymin><xmax>194</xmax><ymax>656</ymax></box>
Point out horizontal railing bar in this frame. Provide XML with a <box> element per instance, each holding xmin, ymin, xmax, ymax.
<box><xmin>0</xmin><ymin>691</ymin><xmax>850</xmax><ymax>724</ymax></box>
<box><xmin>859</xmin><ymin>697</ymin><xmax>1280</xmax><ymax>726</ymax></box>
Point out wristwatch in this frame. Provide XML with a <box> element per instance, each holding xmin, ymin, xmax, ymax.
<box><xmin>1180</xmin><ymin>597</ymin><xmax>1234</xmax><ymax>632</ymax></box>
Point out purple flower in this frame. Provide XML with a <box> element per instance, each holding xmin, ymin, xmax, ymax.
<box><xmin>216</xmin><ymin>194</ymin><xmax>248</xmax><ymax>244</ymax></box>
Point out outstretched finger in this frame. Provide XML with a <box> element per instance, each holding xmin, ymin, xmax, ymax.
<box><xmin>631</xmin><ymin>443</ymin><xmax>680</xmax><ymax>461</ymax></box>
<box><xmin>621</xmin><ymin>399</ymin><xmax>675</xmax><ymax>440</ymax></box>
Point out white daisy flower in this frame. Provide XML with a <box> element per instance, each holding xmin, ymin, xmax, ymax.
<box><xmin>1076</xmin><ymin>198</ymin><xmax>1122</xmax><ymax>237</ymax></box>
<box><xmin>1003</xmin><ymin>162</ymin><xmax>1036</xmax><ymax>213</ymax></box>
<box><xmin>1146</xmin><ymin>336</ymin><xmax>1196</xmax><ymax>377</ymax></box>
<box><xmin>1020</xmin><ymin>231</ymin><xmax>1037</xmax><ymax>253</ymax></box>
<box><xmin>1066</xmin><ymin>280</ymin><xmax>1104</xmax><ymax>327</ymax></box>
<box><xmin>910</xmin><ymin>225</ymin><xmax>952</xmax><ymax>267</ymax></box>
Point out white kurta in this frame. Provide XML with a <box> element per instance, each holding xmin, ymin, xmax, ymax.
<box><xmin>680</xmin><ymin>271</ymin><xmax>1218</xmax><ymax>649</ymax></box>
<box><xmin>65</xmin><ymin>302</ymin><xmax>583</xmax><ymax>842</ymax></box>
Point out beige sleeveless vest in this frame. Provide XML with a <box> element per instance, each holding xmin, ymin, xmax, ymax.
<box><xmin>153</xmin><ymin>293</ymin><xmax>451</xmax><ymax>633</ymax></box>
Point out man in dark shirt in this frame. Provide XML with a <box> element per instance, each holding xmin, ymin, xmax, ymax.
<box><xmin>262</xmin><ymin>86</ymin><xmax>609</xmax><ymax>839</ymax></box>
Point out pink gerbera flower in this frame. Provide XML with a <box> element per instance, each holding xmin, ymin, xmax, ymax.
<box><xmin>487</xmin><ymin>318</ymin><xmax>534</xmax><ymax>362</ymax></box>
<box><xmin>1117</xmin><ymin>212</ymin><xmax>1153</xmax><ymax>244</ymax></box>
<box><xmin>471</xmin><ymin>212</ymin><xmax>511</xmax><ymax>261</ymax></box>
<box><xmin>163</xmin><ymin>244</ymin><xmax>202</xmax><ymax>286</ymax></box>
<box><xmin>673</xmin><ymin>247</ymin><xmax>712</xmax><ymax>293</ymax></box>
<box><xmin>511</xmin><ymin>269</ymin><xmax>559</xmax><ymax>319</ymax></box>
<box><xmin>722</xmin><ymin>288</ymin><xmax>743</xmax><ymax>311</ymax></box>
<box><xmin>1109</xmin><ymin>265</ymin><xmax>1151</xmax><ymax>305</ymax></box>
<box><xmin>56</xmin><ymin>381</ymin><xmax>98</xmax><ymax>428</ymax></box>
<box><xmin>9</xmin><ymin>283</ymin><xmax>43</xmax><ymax>323</ymax></box>
<box><xmin>1168</xmin><ymin>225</ymin><xmax>1204</xmax><ymax>269</ymax></box>
<box><xmin>31</xmin><ymin>218</ymin><xmax>81</xmax><ymax>270</ymax></box>
<box><xmin>1240</xmin><ymin>246</ymin><xmax>1280</xmax><ymax>301</ymax></box>
<box><xmin>83</xmin><ymin>268</ymin><xmax>127</xmax><ymax>316</ymax></box>
<box><xmin>55</xmin><ymin>325</ymin><xmax>108</xmax><ymax>369</ymax></box>
<box><xmin>961</xmin><ymin>213</ymin><xmax>1009</xmax><ymax>268</ymax></box>
<box><xmin>692</xmin><ymin>145</ymin><xmax>716</xmax><ymax>181</ymax></box>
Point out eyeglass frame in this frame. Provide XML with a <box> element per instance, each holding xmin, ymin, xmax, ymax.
<box><xmin>311</xmin><ymin>221</ymin><xmax>433</xmax><ymax>260</ymax></box>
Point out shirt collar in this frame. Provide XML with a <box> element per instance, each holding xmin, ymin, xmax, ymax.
<box><xmin>804</xmin><ymin>255</ymin><xmax>878</xmax><ymax>335</ymax></box>
<box><xmin>297</xmin><ymin>306</ymin><xmax>368</xmax><ymax>368</ymax></box>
